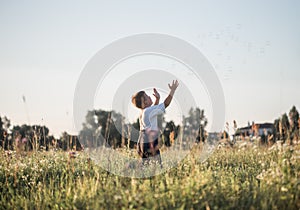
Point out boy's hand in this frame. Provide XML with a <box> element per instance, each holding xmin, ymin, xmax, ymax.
<box><xmin>164</xmin><ymin>80</ymin><xmax>179</xmax><ymax>108</ymax></box>
<box><xmin>153</xmin><ymin>88</ymin><xmax>160</xmax><ymax>99</ymax></box>
<box><xmin>153</xmin><ymin>88</ymin><xmax>160</xmax><ymax>105</ymax></box>
<box><xmin>168</xmin><ymin>80</ymin><xmax>179</xmax><ymax>92</ymax></box>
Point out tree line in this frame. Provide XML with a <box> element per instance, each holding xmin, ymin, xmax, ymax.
<box><xmin>78</xmin><ymin>107</ymin><xmax>206</xmax><ymax>150</ymax></box>
<box><xmin>0</xmin><ymin>107</ymin><xmax>207</xmax><ymax>151</ymax></box>
<box><xmin>1</xmin><ymin>105</ymin><xmax>298</xmax><ymax>151</ymax></box>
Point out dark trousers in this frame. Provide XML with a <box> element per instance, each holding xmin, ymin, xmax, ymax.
<box><xmin>137</xmin><ymin>131</ymin><xmax>162</xmax><ymax>166</ymax></box>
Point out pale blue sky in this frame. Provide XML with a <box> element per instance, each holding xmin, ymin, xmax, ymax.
<box><xmin>0</xmin><ymin>0</ymin><xmax>299</xmax><ymax>137</ymax></box>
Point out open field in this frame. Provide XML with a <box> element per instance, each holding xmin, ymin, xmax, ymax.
<box><xmin>0</xmin><ymin>142</ymin><xmax>299</xmax><ymax>209</ymax></box>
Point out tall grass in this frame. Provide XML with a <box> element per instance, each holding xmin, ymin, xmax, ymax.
<box><xmin>0</xmin><ymin>143</ymin><xmax>299</xmax><ymax>209</ymax></box>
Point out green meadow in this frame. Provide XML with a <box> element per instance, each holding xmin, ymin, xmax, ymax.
<box><xmin>0</xmin><ymin>142</ymin><xmax>299</xmax><ymax>210</ymax></box>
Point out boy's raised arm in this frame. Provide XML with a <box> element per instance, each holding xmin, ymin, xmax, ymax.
<box><xmin>153</xmin><ymin>88</ymin><xmax>160</xmax><ymax>105</ymax></box>
<box><xmin>164</xmin><ymin>80</ymin><xmax>179</xmax><ymax>108</ymax></box>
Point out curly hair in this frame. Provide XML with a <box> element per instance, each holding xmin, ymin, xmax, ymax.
<box><xmin>131</xmin><ymin>91</ymin><xmax>145</xmax><ymax>109</ymax></box>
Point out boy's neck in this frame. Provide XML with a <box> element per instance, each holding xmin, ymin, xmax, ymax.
<box><xmin>141</xmin><ymin>104</ymin><xmax>151</xmax><ymax>110</ymax></box>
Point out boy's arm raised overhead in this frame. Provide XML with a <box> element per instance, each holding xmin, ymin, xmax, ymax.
<box><xmin>164</xmin><ymin>80</ymin><xmax>179</xmax><ymax>108</ymax></box>
<box><xmin>153</xmin><ymin>88</ymin><xmax>160</xmax><ymax>105</ymax></box>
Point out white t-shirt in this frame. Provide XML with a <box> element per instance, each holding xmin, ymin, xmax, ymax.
<box><xmin>140</xmin><ymin>103</ymin><xmax>165</xmax><ymax>131</ymax></box>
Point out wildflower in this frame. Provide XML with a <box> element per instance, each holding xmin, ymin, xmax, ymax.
<box><xmin>22</xmin><ymin>138</ymin><xmax>27</xmax><ymax>144</ymax></box>
<box><xmin>114</xmin><ymin>195</ymin><xmax>122</xmax><ymax>200</ymax></box>
<box><xmin>5</xmin><ymin>150</ymin><xmax>12</xmax><ymax>157</ymax></box>
<box><xmin>69</xmin><ymin>151</ymin><xmax>77</xmax><ymax>158</ymax></box>
<box><xmin>256</xmin><ymin>174</ymin><xmax>263</xmax><ymax>180</ymax></box>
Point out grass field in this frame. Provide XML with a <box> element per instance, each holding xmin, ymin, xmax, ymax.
<box><xmin>0</xmin><ymin>142</ymin><xmax>299</xmax><ymax>209</ymax></box>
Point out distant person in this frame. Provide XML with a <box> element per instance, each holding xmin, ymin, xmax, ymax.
<box><xmin>131</xmin><ymin>80</ymin><xmax>179</xmax><ymax>166</ymax></box>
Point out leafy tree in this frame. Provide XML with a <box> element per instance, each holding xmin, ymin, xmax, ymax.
<box><xmin>58</xmin><ymin>132</ymin><xmax>82</xmax><ymax>151</ymax></box>
<box><xmin>0</xmin><ymin>117</ymin><xmax>4</xmax><ymax>148</ymax></box>
<box><xmin>162</xmin><ymin>120</ymin><xmax>180</xmax><ymax>147</ymax></box>
<box><xmin>274</xmin><ymin>118</ymin><xmax>281</xmax><ymax>141</ymax></box>
<box><xmin>289</xmin><ymin>105</ymin><xmax>299</xmax><ymax>141</ymax></box>
<box><xmin>128</xmin><ymin>118</ymin><xmax>140</xmax><ymax>149</ymax></box>
<box><xmin>12</xmin><ymin>124</ymin><xmax>50</xmax><ymax>151</ymax></box>
<box><xmin>79</xmin><ymin>109</ymin><xmax>125</xmax><ymax>149</ymax></box>
<box><xmin>0</xmin><ymin>116</ymin><xmax>11</xmax><ymax>149</ymax></box>
<box><xmin>280</xmin><ymin>113</ymin><xmax>290</xmax><ymax>142</ymax></box>
<box><xmin>183</xmin><ymin>107</ymin><xmax>208</xmax><ymax>143</ymax></box>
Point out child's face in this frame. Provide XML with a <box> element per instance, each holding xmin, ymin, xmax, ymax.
<box><xmin>143</xmin><ymin>93</ymin><xmax>153</xmax><ymax>108</ymax></box>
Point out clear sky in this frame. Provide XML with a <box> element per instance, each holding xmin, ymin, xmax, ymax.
<box><xmin>1</xmin><ymin>0</ymin><xmax>300</xmax><ymax>137</ymax></box>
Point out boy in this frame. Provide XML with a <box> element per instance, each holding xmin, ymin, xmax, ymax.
<box><xmin>131</xmin><ymin>80</ymin><xmax>179</xmax><ymax>165</ymax></box>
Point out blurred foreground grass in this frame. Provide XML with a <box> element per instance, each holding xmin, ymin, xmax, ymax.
<box><xmin>0</xmin><ymin>143</ymin><xmax>299</xmax><ymax>209</ymax></box>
